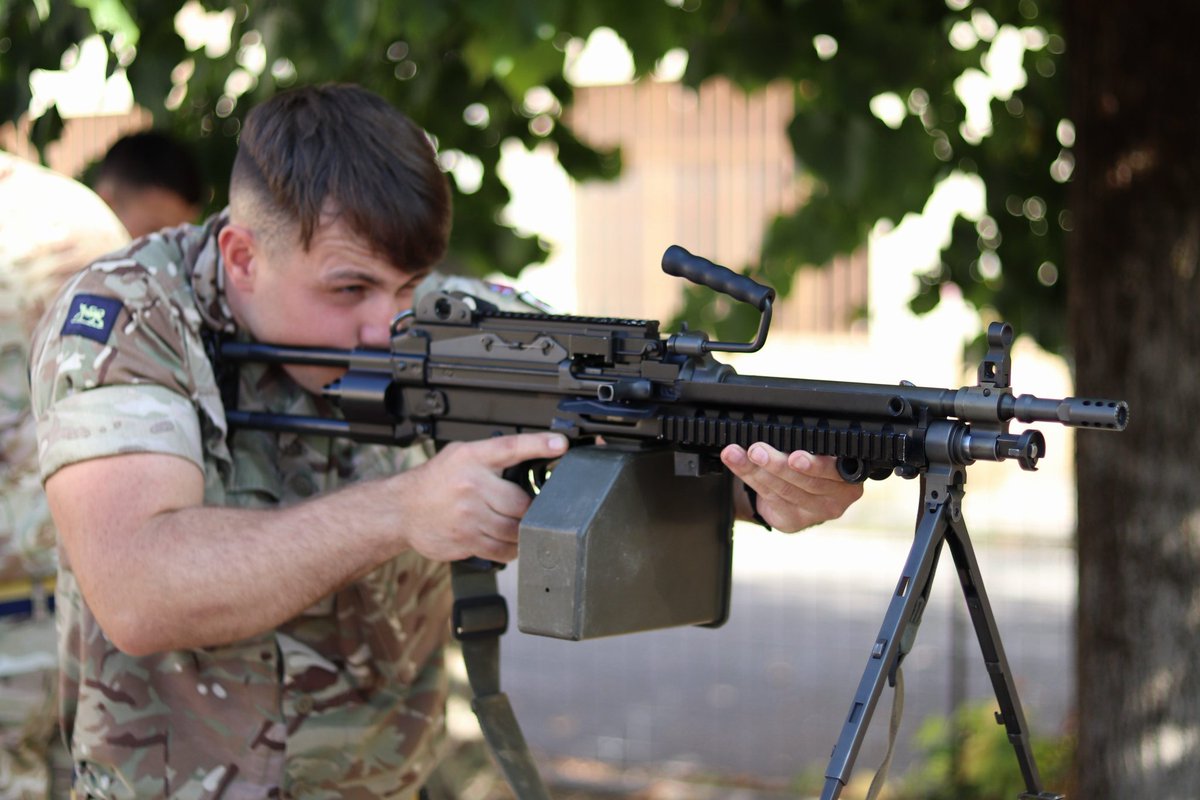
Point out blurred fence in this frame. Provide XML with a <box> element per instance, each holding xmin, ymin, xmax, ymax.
<box><xmin>0</xmin><ymin>109</ymin><xmax>151</xmax><ymax>180</ymax></box>
<box><xmin>569</xmin><ymin>79</ymin><xmax>868</xmax><ymax>336</ymax></box>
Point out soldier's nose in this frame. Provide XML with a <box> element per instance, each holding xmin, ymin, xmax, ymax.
<box><xmin>359</xmin><ymin>324</ymin><xmax>390</xmax><ymax>348</ymax></box>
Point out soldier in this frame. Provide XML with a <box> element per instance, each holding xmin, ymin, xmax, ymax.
<box><xmin>91</xmin><ymin>130</ymin><xmax>205</xmax><ymax>238</ymax></box>
<box><xmin>0</xmin><ymin>151</ymin><xmax>129</xmax><ymax>799</ymax></box>
<box><xmin>29</xmin><ymin>84</ymin><xmax>862</xmax><ymax>799</ymax></box>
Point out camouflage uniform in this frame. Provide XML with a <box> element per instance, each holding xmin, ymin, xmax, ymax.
<box><xmin>26</xmin><ymin>211</ymin><xmax>533</xmax><ymax>799</ymax></box>
<box><xmin>0</xmin><ymin>152</ymin><xmax>130</xmax><ymax>799</ymax></box>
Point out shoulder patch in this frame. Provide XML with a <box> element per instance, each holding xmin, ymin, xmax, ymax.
<box><xmin>61</xmin><ymin>293</ymin><xmax>123</xmax><ymax>345</ymax></box>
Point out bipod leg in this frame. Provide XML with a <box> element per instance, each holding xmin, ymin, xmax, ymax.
<box><xmin>819</xmin><ymin>469</ymin><xmax>954</xmax><ymax>800</ymax></box>
<box><xmin>943</xmin><ymin>503</ymin><xmax>1066</xmax><ymax>800</ymax></box>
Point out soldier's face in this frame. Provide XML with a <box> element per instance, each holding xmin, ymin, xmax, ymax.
<box><xmin>223</xmin><ymin>217</ymin><xmax>428</xmax><ymax>394</ymax></box>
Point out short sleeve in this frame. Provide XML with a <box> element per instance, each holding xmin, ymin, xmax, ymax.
<box><xmin>29</xmin><ymin>255</ymin><xmax>207</xmax><ymax>479</ymax></box>
<box><xmin>34</xmin><ymin>383</ymin><xmax>203</xmax><ymax>479</ymax></box>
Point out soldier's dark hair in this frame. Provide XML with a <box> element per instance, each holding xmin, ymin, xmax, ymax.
<box><xmin>230</xmin><ymin>83</ymin><xmax>451</xmax><ymax>272</ymax></box>
<box><xmin>95</xmin><ymin>130</ymin><xmax>205</xmax><ymax>205</ymax></box>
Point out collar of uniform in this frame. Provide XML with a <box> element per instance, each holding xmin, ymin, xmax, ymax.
<box><xmin>189</xmin><ymin>208</ymin><xmax>237</xmax><ymax>335</ymax></box>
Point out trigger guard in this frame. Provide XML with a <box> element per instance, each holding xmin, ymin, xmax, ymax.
<box><xmin>501</xmin><ymin>459</ymin><xmax>553</xmax><ymax>497</ymax></box>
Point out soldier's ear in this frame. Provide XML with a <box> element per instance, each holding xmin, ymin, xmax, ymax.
<box><xmin>219</xmin><ymin>224</ymin><xmax>258</xmax><ymax>292</ymax></box>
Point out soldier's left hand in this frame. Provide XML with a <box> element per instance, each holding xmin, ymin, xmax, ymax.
<box><xmin>721</xmin><ymin>442</ymin><xmax>864</xmax><ymax>533</ymax></box>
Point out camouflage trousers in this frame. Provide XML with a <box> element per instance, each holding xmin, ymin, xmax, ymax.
<box><xmin>0</xmin><ymin>619</ymin><xmax>476</xmax><ymax>800</ymax></box>
<box><xmin>0</xmin><ymin>614</ymin><xmax>70</xmax><ymax>800</ymax></box>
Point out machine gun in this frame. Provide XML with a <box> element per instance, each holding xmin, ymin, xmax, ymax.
<box><xmin>220</xmin><ymin>246</ymin><xmax>1127</xmax><ymax>800</ymax></box>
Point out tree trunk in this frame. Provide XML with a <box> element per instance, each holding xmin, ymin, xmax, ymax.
<box><xmin>1068</xmin><ymin>3</ymin><xmax>1200</xmax><ymax>798</ymax></box>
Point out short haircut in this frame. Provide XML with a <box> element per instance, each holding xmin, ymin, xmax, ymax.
<box><xmin>230</xmin><ymin>83</ymin><xmax>451</xmax><ymax>273</ymax></box>
<box><xmin>95</xmin><ymin>130</ymin><xmax>205</xmax><ymax>206</ymax></box>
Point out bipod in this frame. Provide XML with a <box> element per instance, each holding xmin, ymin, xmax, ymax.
<box><xmin>818</xmin><ymin>464</ymin><xmax>1065</xmax><ymax>800</ymax></box>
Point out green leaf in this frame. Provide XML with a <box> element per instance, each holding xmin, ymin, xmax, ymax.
<box><xmin>547</xmin><ymin>123</ymin><xmax>621</xmax><ymax>182</ymax></box>
<box><xmin>28</xmin><ymin>102</ymin><xmax>64</xmax><ymax>163</ymax></box>
<box><xmin>71</xmin><ymin>0</ymin><xmax>138</xmax><ymax>43</ymax></box>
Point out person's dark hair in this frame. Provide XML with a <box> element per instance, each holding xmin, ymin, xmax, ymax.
<box><xmin>95</xmin><ymin>130</ymin><xmax>205</xmax><ymax>206</ymax></box>
<box><xmin>230</xmin><ymin>83</ymin><xmax>451</xmax><ymax>272</ymax></box>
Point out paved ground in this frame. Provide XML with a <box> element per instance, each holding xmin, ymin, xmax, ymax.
<box><xmin>487</xmin><ymin>521</ymin><xmax>1074</xmax><ymax>790</ymax></box>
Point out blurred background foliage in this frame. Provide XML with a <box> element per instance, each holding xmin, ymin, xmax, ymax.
<box><xmin>1</xmin><ymin>0</ymin><xmax>1068</xmax><ymax>352</ymax></box>
<box><xmin>787</xmin><ymin>701</ymin><xmax>1074</xmax><ymax>800</ymax></box>
<box><xmin>898</xmin><ymin>701</ymin><xmax>1074</xmax><ymax>800</ymax></box>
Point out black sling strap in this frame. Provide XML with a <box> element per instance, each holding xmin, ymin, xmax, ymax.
<box><xmin>450</xmin><ymin>559</ymin><xmax>551</xmax><ymax>800</ymax></box>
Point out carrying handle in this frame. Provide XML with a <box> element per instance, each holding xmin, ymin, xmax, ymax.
<box><xmin>662</xmin><ymin>244</ymin><xmax>775</xmax><ymax>310</ymax></box>
<box><xmin>662</xmin><ymin>245</ymin><xmax>777</xmax><ymax>356</ymax></box>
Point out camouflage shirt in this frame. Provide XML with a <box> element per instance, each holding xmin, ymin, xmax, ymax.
<box><xmin>29</xmin><ymin>212</ymin><xmax>457</xmax><ymax>799</ymax></box>
<box><xmin>0</xmin><ymin>151</ymin><xmax>129</xmax><ymax>586</ymax></box>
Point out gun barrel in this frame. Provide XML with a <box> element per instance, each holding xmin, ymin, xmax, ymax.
<box><xmin>220</xmin><ymin>342</ymin><xmax>393</xmax><ymax>370</ymax></box>
<box><xmin>1006</xmin><ymin>394</ymin><xmax>1129</xmax><ymax>430</ymax></box>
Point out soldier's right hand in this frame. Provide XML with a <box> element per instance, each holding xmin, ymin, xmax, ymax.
<box><xmin>394</xmin><ymin>432</ymin><xmax>567</xmax><ymax>563</ymax></box>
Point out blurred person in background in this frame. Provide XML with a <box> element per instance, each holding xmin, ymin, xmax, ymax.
<box><xmin>92</xmin><ymin>129</ymin><xmax>206</xmax><ymax>238</ymax></box>
<box><xmin>0</xmin><ymin>150</ymin><xmax>128</xmax><ymax>799</ymax></box>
